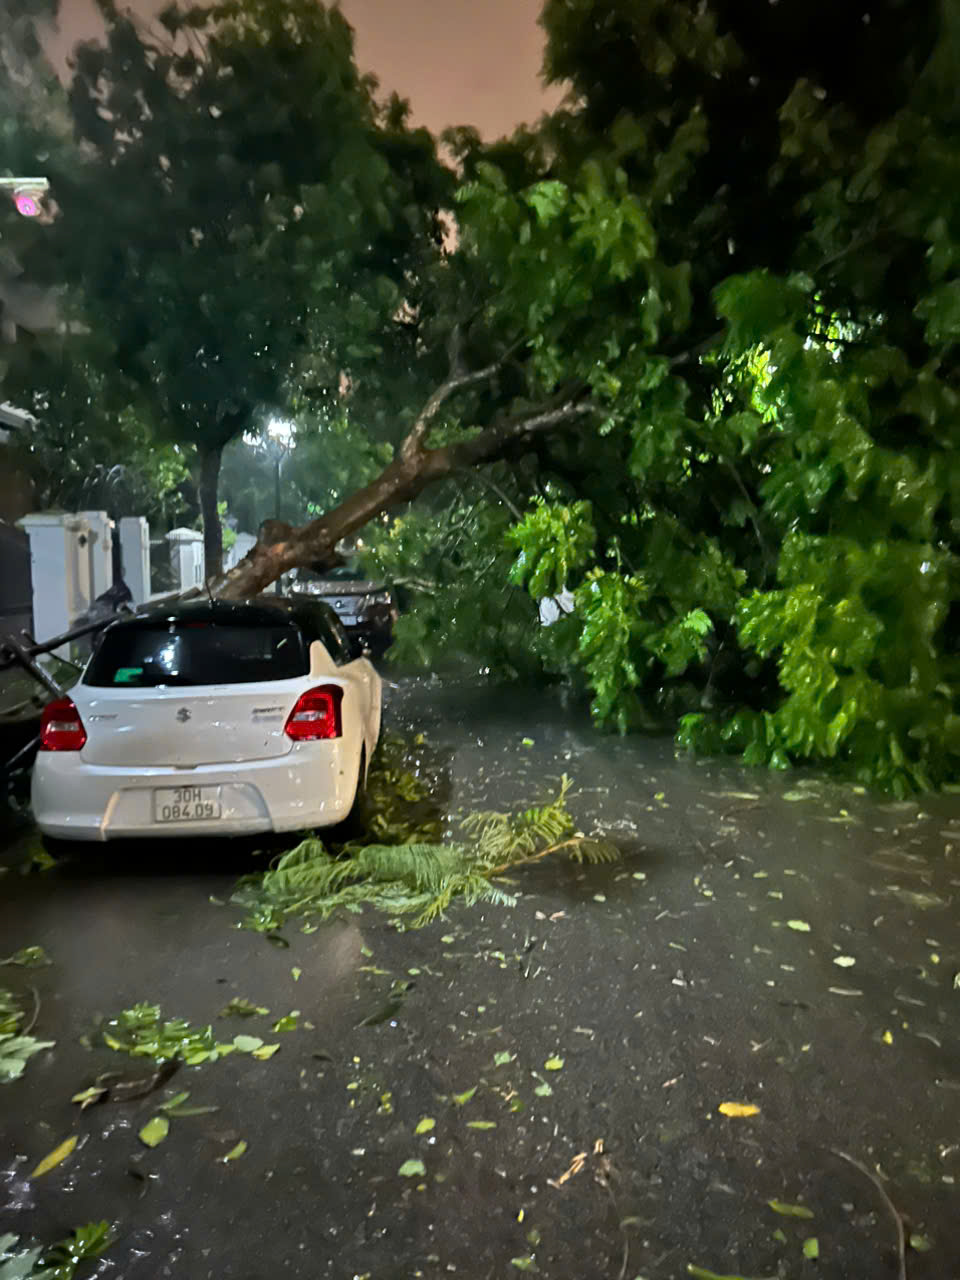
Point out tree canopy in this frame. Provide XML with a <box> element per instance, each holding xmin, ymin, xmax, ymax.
<box><xmin>8</xmin><ymin>0</ymin><xmax>960</xmax><ymax>793</ymax></box>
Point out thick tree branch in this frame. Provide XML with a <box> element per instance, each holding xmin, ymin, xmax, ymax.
<box><xmin>213</xmin><ymin>390</ymin><xmax>597</xmax><ymax>599</ymax></box>
<box><xmin>398</xmin><ymin>357</ymin><xmax>502</xmax><ymax>461</ymax></box>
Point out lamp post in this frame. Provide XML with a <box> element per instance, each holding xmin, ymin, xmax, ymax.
<box><xmin>266</xmin><ymin>418</ymin><xmax>294</xmax><ymax>595</ymax></box>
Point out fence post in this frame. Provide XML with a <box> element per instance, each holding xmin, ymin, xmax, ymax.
<box><xmin>119</xmin><ymin>516</ymin><xmax>151</xmax><ymax>604</ymax></box>
<box><xmin>17</xmin><ymin>512</ymin><xmax>93</xmax><ymax>653</ymax></box>
<box><xmin>165</xmin><ymin>527</ymin><xmax>205</xmax><ymax>591</ymax></box>
<box><xmin>80</xmin><ymin>509</ymin><xmax>114</xmax><ymax>600</ymax></box>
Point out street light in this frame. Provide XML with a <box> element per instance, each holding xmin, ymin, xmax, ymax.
<box><xmin>0</xmin><ymin>177</ymin><xmax>50</xmax><ymax>218</ymax></box>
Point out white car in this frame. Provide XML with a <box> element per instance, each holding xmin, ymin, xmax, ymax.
<box><xmin>31</xmin><ymin>597</ymin><xmax>381</xmax><ymax>843</ymax></box>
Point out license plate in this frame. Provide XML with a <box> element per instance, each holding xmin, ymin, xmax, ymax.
<box><xmin>153</xmin><ymin>785</ymin><xmax>222</xmax><ymax>823</ymax></box>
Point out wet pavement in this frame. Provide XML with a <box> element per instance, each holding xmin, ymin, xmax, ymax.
<box><xmin>2</xmin><ymin>675</ymin><xmax>960</xmax><ymax>1279</ymax></box>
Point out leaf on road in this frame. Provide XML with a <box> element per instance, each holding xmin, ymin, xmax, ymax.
<box><xmin>533</xmin><ymin>1079</ymin><xmax>553</xmax><ymax>1097</ymax></box>
<box><xmin>162</xmin><ymin>1102</ymin><xmax>220</xmax><ymax>1116</ymax></box>
<box><xmin>0</xmin><ymin>1034</ymin><xmax>56</xmax><ymax>1084</ymax></box>
<box><xmin>271</xmin><ymin>1011</ymin><xmax>300</xmax><ymax>1032</ymax></box>
<box><xmin>510</xmin><ymin>1257</ymin><xmax>538</xmax><ymax>1271</ymax></box>
<box><xmin>158</xmin><ymin>1091</ymin><xmax>190</xmax><ymax>1112</ymax></box>
<box><xmin>909</xmin><ymin>1233</ymin><xmax>932</xmax><ymax>1252</ymax></box>
<box><xmin>291</xmin><ymin>967</ymin><xmax>302</xmax><ymax>981</ymax></box>
<box><xmin>139</xmin><ymin>1115</ymin><xmax>169</xmax><ymax>1148</ymax></box>
<box><xmin>544</xmin><ymin>1056</ymin><xmax>564</xmax><ymax>1071</ymax></box>
<box><xmin>218</xmin><ymin>999</ymin><xmax>268</xmax><ymax>1018</ymax></box>
<box><xmin>232</xmin><ymin>1035</ymin><xmax>264</xmax><ymax>1053</ymax></box>
<box><xmin>493</xmin><ymin>1050</ymin><xmax>515</xmax><ymax>1066</ymax></box>
<box><xmin>30</xmin><ymin>1135</ymin><xmax>78</xmax><ymax>1178</ymax></box>
<box><xmin>768</xmin><ymin>1200</ymin><xmax>814</xmax><ymax>1219</ymax></box>
<box><xmin>398</xmin><ymin>1158</ymin><xmax>426</xmax><ymax>1177</ymax></box>
<box><xmin>467</xmin><ymin>1120</ymin><xmax>497</xmax><ymax>1129</ymax></box>
<box><xmin>452</xmin><ymin>1086</ymin><xmax>477</xmax><ymax>1105</ymax></box>
<box><xmin>802</xmin><ymin>1237</ymin><xmax>819</xmax><ymax>1260</ymax></box>
<box><xmin>251</xmin><ymin>1043</ymin><xmax>279</xmax><ymax>1060</ymax></box>
<box><xmin>687</xmin><ymin>1266</ymin><xmax>753</xmax><ymax>1280</ymax></box>
<box><xmin>718</xmin><ymin>1102</ymin><xmax>760</xmax><ymax>1117</ymax></box>
<box><xmin>0</xmin><ymin>945</ymin><xmax>51</xmax><ymax>968</ymax></box>
<box><xmin>786</xmin><ymin>920</ymin><xmax>811</xmax><ymax>932</ymax></box>
<box><xmin>833</xmin><ymin>956</ymin><xmax>856</xmax><ymax>967</ymax></box>
<box><xmin>415</xmin><ymin>1117</ymin><xmax>435</xmax><ymax>1135</ymax></box>
<box><xmin>71</xmin><ymin>1086</ymin><xmax>108</xmax><ymax>1109</ymax></box>
<box><xmin>220</xmin><ymin>1140</ymin><xmax>247</xmax><ymax>1162</ymax></box>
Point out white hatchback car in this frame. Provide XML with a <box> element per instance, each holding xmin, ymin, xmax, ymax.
<box><xmin>32</xmin><ymin>597</ymin><xmax>381</xmax><ymax>843</ymax></box>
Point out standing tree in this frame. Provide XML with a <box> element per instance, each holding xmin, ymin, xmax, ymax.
<box><xmin>21</xmin><ymin>0</ymin><xmax>450</xmax><ymax>573</ymax></box>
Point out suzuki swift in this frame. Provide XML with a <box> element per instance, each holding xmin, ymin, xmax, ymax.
<box><xmin>31</xmin><ymin>597</ymin><xmax>381</xmax><ymax>843</ymax></box>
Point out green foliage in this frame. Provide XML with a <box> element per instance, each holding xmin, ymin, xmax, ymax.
<box><xmin>231</xmin><ymin>775</ymin><xmax>618</xmax><ymax>932</ymax></box>
<box><xmin>100</xmin><ymin>1003</ymin><xmax>234</xmax><ymax>1065</ymax></box>
<box><xmin>0</xmin><ymin>1222</ymin><xmax>112</xmax><ymax>1280</ymax></box>
<box><xmin>507</xmin><ymin>499</ymin><xmax>596</xmax><ymax>598</ymax></box>
<box><xmin>0</xmin><ymin>987</ymin><xmax>54</xmax><ymax>1084</ymax></box>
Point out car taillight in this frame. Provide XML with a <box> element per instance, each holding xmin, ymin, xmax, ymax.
<box><xmin>284</xmin><ymin>684</ymin><xmax>343</xmax><ymax>741</ymax></box>
<box><xmin>39</xmin><ymin>697</ymin><xmax>87</xmax><ymax>751</ymax></box>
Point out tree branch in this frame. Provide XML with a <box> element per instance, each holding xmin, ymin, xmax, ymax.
<box><xmin>399</xmin><ymin>357</ymin><xmax>502</xmax><ymax>461</ymax></box>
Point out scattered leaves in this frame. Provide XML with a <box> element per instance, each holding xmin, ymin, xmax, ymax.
<box><xmin>398</xmin><ymin>1158</ymin><xmax>426</xmax><ymax>1177</ymax></box>
<box><xmin>786</xmin><ymin>920</ymin><xmax>811</xmax><ymax>933</ymax></box>
<box><xmin>544</xmin><ymin>1056</ymin><xmax>564</xmax><ymax>1071</ymax></box>
<box><xmin>802</xmin><ymin>1237</ymin><xmax>820</xmax><ymax>1260</ymax></box>
<box><xmin>466</xmin><ymin>1120</ymin><xmax>497</xmax><ymax>1130</ymax></box>
<box><xmin>718</xmin><ymin>1102</ymin><xmax>760</xmax><ymax>1117</ymax></box>
<box><xmin>452</xmin><ymin>1086</ymin><xmax>477</xmax><ymax>1106</ymax></box>
<box><xmin>415</xmin><ymin>1117</ymin><xmax>435</xmax><ymax>1135</ymax></box>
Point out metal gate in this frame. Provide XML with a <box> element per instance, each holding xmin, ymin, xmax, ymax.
<box><xmin>0</xmin><ymin>520</ymin><xmax>32</xmax><ymax>639</ymax></box>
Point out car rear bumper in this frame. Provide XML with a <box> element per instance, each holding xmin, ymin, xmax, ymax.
<box><xmin>31</xmin><ymin>742</ymin><xmax>359</xmax><ymax>841</ymax></box>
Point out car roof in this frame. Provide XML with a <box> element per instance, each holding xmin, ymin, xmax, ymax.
<box><xmin>113</xmin><ymin>595</ymin><xmax>342</xmax><ymax>633</ymax></box>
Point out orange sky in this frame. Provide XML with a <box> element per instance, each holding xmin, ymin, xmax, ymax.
<box><xmin>49</xmin><ymin>0</ymin><xmax>563</xmax><ymax>138</ymax></box>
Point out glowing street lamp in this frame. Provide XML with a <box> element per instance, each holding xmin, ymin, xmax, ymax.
<box><xmin>0</xmin><ymin>177</ymin><xmax>50</xmax><ymax>218</ymax></box>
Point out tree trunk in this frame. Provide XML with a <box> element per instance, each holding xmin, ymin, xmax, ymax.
<box><xmin>197</xmin><ymin>443</ymin><xmax>224</xmax><ymax>579</ymax></box>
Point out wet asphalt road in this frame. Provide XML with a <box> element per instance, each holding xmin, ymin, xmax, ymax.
<box><xmin>2</xmin><ymin>676</ymin><xmax>960</xmax><ymax>1279</ymax></box>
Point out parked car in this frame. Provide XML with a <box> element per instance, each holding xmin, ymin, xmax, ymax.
<box><xmin>31</xmin><ymin>596</ymin><xmax>381</xmax><ymax>843</ymax></box>
<box><xmin>290</xmin><ymin>565</ymin><xmax>398</xmax><ymax>657</ymax></box>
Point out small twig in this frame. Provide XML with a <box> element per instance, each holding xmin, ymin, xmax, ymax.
<box><xmin>22</xmin><ymin>985</ymin><xmax>40</xmax><ymax>1036</ymax></box>
<box><xmin>830</xmin><ymin>1147</ymin><xmax>907</xmax><ymax>1280</ymax></box>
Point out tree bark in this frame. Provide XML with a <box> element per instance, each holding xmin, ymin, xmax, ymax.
<box><xmin>197</xmin><ymin>443</ymin><xmax>224</xmax><ymax>579</ymax></box>
<box><xmin>213</xmin><ymin>392</ymin><xmax>595</xmax><ymax>600</ymax></box>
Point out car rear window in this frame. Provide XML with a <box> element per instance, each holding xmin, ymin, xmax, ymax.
<box><xmin>84</xmin><ymin>623</ymin><xmax>308</xmax><ymax>687</ymax></box>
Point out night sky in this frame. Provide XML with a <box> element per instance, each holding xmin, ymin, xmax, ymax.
<box><xmin>49</xmin><ymin>0</ymin><xmax>563</xmax><ymax>138</ymax></box>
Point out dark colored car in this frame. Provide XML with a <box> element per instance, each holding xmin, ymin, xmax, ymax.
<box><xmin>289</xmin><ymin>565</ymin><xmax>398</xmax><ymax>657</ymax></box>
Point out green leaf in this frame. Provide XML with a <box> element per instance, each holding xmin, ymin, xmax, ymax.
<box><xmin>509</xmin><ymin>1256</ymin><xmax>539</xmax><ymax>1271</ymax></box>
<box><xmin>909</xmin><ymin>1233</ymin><xmax>932</xmax><ymax>1253</ymax></box>
<box><xmin>466</xmin><ymin>1120</ymin><xmax>497</xmax><ymax>1130</ymax></box>
<box><xmin>220</xmin><ymin>1140</ymin><xmax>247</xmax><ymax>1162</ymax></box>
<box><xmin>452</xmin><ymin>1086</ymin><xmax>477</xmax><ymax>1106</ymax></box>
<box><xmin>785</xmin><ymin>920</ymin><xmax>811</xmax><ymax>933</ymax></box>
<box><xmin>398</xmin><ymin>1158</ymin><xmax>426</xmax><ymax>1177</ymax></box>
<box><xmin>71</xmin><ymin>1086</ymin><xmax>108</xmax><ymax>1109</ymax></box>
<box><xmin>0</xmin><ymin>946</ymin><xmax>51</xmax><ymax>968</ymax></box>
<box><xmin>768</xmin><ymin>1200</ymin><xmax>815</xmax><ymax>1219</ymax></box>
<box><xmin>415</xmin><ymin>1117</ymin><xmax>435</xmax><ymax>1135</ymax></box>
<box><xmin>232</xmin><ymin>1034</ymin><xmax>264</xmax><ymax>1053</ymax></box>
<box><xmin>158</xmin><ymin>1091</ymin><xmax>191</xmax><ymax>1112</ymax></box>
<box><xmin>544</xmin><ymin>1057</ymin><xmax>564</xmax><ymax>1071</ymax></box>
<box><xmin>271</xmin><ymin>1011</ymin><xmax>300</xmax><ymax>1032</ymax></box>
<box><xmin>29</xmin><ymin>1136</ymin><xmax>78</xmax><ymax>1178</ymax></box>
<box><xmin>251</xmin><ymin>1044</ymin><xmax>280</xmax><ymax>1060</ymax></box>
<box><xmin>218</xmin><ymin>999</ymin><xmax>269</xmax><ymax>1018</ymax></box>
<box><xmin>493</xmin><ymin>1051</ymin><xmax>515</xmax><ymax>1066</ymax></box>
<box><xmin>138</xmin><ymin>1115</ymin><xmax>169</xmax><ymax>1148</ymax></box>
<box><xmin>291</xmin><ymin>967</ymin><xmax>302</xmax><ymax>982</ymax></box>
<box><xmin>802</xmin><ymin>1237</ymin><xmax>819</xmax><ymax>1260</ymax></box>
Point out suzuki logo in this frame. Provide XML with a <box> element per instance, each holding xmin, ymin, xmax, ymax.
<box><xmin>176</xmin><ymin>707</ymin><xmax>191</xmax><ymax>723</ymax></box>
